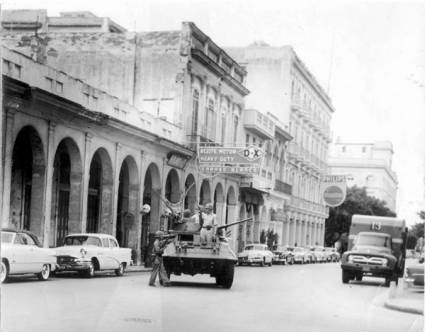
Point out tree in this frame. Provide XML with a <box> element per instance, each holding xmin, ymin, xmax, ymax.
<box><xmin>325</xmin><ymin>186</ymin><xmax>396</xmax><ymax>250</ymax></box>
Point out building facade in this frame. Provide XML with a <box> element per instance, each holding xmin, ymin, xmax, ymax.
<box><xmin>226</xmin><ymin>43</ymin><xmax>334</xmax><ymax>247</ymax></box>
<box><xmin>328</xmin><ymin>140</ymin><xmax>398</xmax><ymax>211</ymax></box>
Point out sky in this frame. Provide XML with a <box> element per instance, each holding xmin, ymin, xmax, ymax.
<box><xmin>3</xmin><ymin>0</ymin><xmax>425</xmax><ymax>225</ymax></box>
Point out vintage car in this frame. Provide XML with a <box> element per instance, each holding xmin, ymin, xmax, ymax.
<box><xmin>237</xmin><ymin>244</ymin><xmax>274</xmax><ymax>266</ymax></box>
<box><xmin>55</xmin><ymin>233</ymin><xmax>132</xmax><ymax>277</ymax></box>
<box><xmin>324</xmin><ymin>247</ymin><xmax>340</xmax><ymax>262</ymax></box>
<box><xmin>1</xmin><ymin>228</ymin><xmax>57</xmax><ymax>283</ymax></box>
<box><xmin>404</xmin><ymin>253</ymin><xmax>424</xmax><ymax>289</ymax></box>
<box><xmin>293</xmin><ymin>247</ymin><xmax>312</xmax><ymax>264</ymax></box>
<box><xmin>272</xmin><ymin>245</ymin><xmax>295</xmax><ymax>265</ymax></box>
<box><xmin>312</xmin><ymin>246</ymin><xmax>327</xmax><ymax>263</ymax></box>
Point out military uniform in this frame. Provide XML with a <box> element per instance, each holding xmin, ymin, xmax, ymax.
<box><xmin>200</xmin><ymin>203</ymin><xmax>216</xmax><ymax>244</ymax></box>
<box><xmin>149</xmin><ymin>231</ymin><xmax>170</xmax><ymax>287</ymax></box>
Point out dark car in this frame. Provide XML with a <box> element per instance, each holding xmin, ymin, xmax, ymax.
<box><xmin>272</xmin><ymin>245</ymin><xmax>295</xmax><ymax>265</ymax></box>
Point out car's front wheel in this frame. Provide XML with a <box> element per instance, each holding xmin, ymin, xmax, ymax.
<box><xmin>115</xmin><ymin>263</ymin><xmax>125</xmax><ymax>276</ymax></box>
<box><xmin>37</xmin><ymin>264</ymin><xmax>51</xmax><ymax>281</ymax></box>
<box><xmin>1</xmin><ymin>260</ymin><xmax>9</xmax><ymax>283</ymax></box>
<box><xmin>84</xmin><ymin>263</ymin><xmax>95</xmax><ymax>278</ymax></box>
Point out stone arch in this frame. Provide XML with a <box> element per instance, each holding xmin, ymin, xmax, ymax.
<box><xmin>9</xmin><ymin>126</ymin><xmax>46</xmax><ymax>238</ymax></box>
<box><xmin>87</xmin><ymin>147</ymin><xmax>113</xmax><ymax>234</ymax></box>
<box><xmin>116</xmin><ymin>155</ymin><xmax>139</xmax><ymax>251</ymax></box>
<box><xmin>165</xmin><ymin>168</ymin><xmax>180</xmax><ymax>204</ymax></box>
<box><xmin>51</xmin><ymin>137</ymin><xmax>83</xmax><ymax>246</ymax></box>
<box><xmin>184</xmin><ymin>173</ymin><xmax>197</xmax><ymax>211</ymax></box>
<box><xmin>225</xmin><ymin>186</ymin><xmax>237</xmax><ymax>226</ymax></box>
<box><xmin>199</xmin><ymin>178</ymin><xmax>211</xmax><ymax>205</ymax></box>
<box><xmin>141</xmin><ymin>162</ymin><xmax>161</xmax><ymax>265</ymax></box>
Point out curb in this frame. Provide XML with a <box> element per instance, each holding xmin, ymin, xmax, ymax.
<box><xmin>127</xmin><ymin>266</ymin><xmax>152</xmax><ymax>273</ymax></box>
<box><xmin>384</xmin><ymin>300</ymin><xmax>424</xmax><ymax>316</ymax></box>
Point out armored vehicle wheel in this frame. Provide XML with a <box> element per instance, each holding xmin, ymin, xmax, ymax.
<box><xmin>220</xmin><ymin>264</ymin><xmax>234</xmax><ymax>289</ymax></box>
<box><xmin>260</xmin><ymin>258</ymin><xmax>265</xmax><ymax>267</ymax></box>
<box><xmin>355</xmin><ymin>273</ymin><xmax>363</xmax><ymax>281</ymax></box>
<box><xmin>342</xmin><ymin>270</ymin><xmax>351</xmax><ymax>284</ymax></box>
<box><xmin>384</xmin><ymin>277</ymin><xmax>391</xmax><ymax>287</ymax></box>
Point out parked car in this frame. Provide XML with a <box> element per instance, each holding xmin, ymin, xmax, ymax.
<box><xmin>324</xmin><ymin>247</ymin><xmax>340</xmax><ymax>262</ymax></box>
<box><xmin>309</xmin><ymin>247</ymin><xmax>325</xmax><ymax>263</ymax></box>
<box><xmin>1</xmin><ymin>228</ymin><xmax>57</xmax><ymax>283</ymax></box>
<box><xmin>272</xmin><ymin>245</ymin><xmax>295</xmax><ymax>265</ymax></box>
<box><xmin>293</xmin><ymin>247</ymin><xmax>311</xmax><ymax>264</ymax></box>
<box><xmin>55</xmin><ymin>233</ymin><xmax>132</xmax><ymax>277</ymax></box>
<box><xmin>237</xmin><ymin>244</ymin><xmax>274</xmax><ymax>266</ymax></box>
<box><xmin>404</xmin><ymin>253</ymin><xmax>424</xmax><ymax>289</ymax></box>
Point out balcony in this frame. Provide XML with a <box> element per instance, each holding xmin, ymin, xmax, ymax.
<box><xmin>240</xmin><ymin>172</ymin><xmax>272</xmax><ymax>194</ymax></box>
<box><xmin>274</xmin><ymin>179</ymin><xmax>292</xmax><ymax>195</ymax></box>
<box><xmin>243</xmin><ymin>109</ymin><xmax>275</xmax><ymax>140</ymax></box>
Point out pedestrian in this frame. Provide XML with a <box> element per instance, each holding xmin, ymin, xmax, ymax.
<box><xmin>149</xmin><ymin>230</ymin><xmax>171</xmax><ymax>287</ymax></box>
<box><xmin>200</xmin><ymin>203</ymin><xmax>216</xmax><ymax>245</ymax></box>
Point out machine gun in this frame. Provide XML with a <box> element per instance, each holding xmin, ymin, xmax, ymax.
<box><xmin>216</xmin><ymin>218</ymin><xmax>252</xmax><ymax>240</ymax></box>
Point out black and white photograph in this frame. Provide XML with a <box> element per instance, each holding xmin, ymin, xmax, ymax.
<box><xmin>0</xmin><ymin>0</ymin><xmax>424</xmax><ymax>331</ymax></box>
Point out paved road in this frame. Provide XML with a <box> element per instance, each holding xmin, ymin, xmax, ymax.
<box><xmin>1</xmin><ymin>262</ymin><xmax>423</xmax><ymax>332</ymax></box>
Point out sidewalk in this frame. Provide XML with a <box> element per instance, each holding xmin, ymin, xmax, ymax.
<box><xmin>126</xmin><ymin>264</ymin><xmax>152</xmax><ymax>273</ymax></box>
<box><xmin>384</xmin><ymin>280</ymin><xmax>424</xmax><ymax>315</ymax></box>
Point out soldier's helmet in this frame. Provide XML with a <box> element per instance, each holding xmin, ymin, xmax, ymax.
<box><xmin>155</xmin><ymin>230</ymin><xmax>164</xmax><ymax>238</ymax></box>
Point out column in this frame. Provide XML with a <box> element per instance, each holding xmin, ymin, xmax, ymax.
<box><xmin>292</xmin><ymin>218</ymin><xmax>297</xmax><ymax>246</ymax></box>
<box><xmin>112</xmin><ymin>143</ymin><xmax>121</xmax><ymax>237</ymax></box>
<box><xmin>42</xmin><ymin>122</ymin><xmax>56</xmax><ymax>247</ymax></box>
<box><xmin>285</xmin><ymin>218</ymin><xmax>290</xmax><ymax>246</ymax></box>
<box><xmin>80</xmin><ymin>133</ymin><xmax>92</xmax><ymax>232</ymax></box>
<box><xmin>226</xmin><ymin>203</ymin><xmax>237</xmax><ymax>249</ymax></box>
<box><xmin>215</xmin><ymin>202</ymin><xmax>225</xmax><ymax>226</ymax></box>
<box><xmin>136</xmin><ymin>150</ymin><xmax>144</xmax><ymax>265</ymax></box>
<box><xmin>1</xmin><ymin>106</ymin><xmax>16</xmax><ymax>227</ymax></box>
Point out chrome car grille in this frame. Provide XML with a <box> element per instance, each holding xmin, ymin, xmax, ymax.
<box><xmin>57</xmin><ymin>256</ymin><xmax>76</xmax><ymax>264</ymax></box>
<box><xmin>350</xmin><ymin>255</ymin><xmax>386</xmax><ymax>266</ymax></box>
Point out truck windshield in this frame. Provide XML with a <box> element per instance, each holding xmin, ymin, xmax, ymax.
<box><xmin>356</xmin><ymin>234</ymin><xmax>391</xmax><ymax>247</ymax></box>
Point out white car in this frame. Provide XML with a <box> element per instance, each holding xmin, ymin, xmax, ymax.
<box><xmin>1</xmin><ymin>229</ymin><xmax>57</xmax><ymax>283</ymax></box>
<box><xmin>237</xmin><ymin>244</ymin><xmax>274</xmax><ymax>266</ymax></box>
<box><xmin>55</xmin><ymin>233</ymin><xmax>132</xmax><ymax>277</ymax></box>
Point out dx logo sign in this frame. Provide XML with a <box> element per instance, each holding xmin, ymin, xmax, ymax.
<box><xmin>240</xmin><ymin>145</ymin><xmax>264</xmax><ymax>162</ymax></box>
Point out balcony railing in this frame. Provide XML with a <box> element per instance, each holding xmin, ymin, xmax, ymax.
<box><xmin>243</xmin><ymin>109</ymin><xmax>275</xmax><ymax>140</ymax></box>
<box><xmin>274</xmin><ymin>179</ymin><xmax>292</xmax><ymax>195</ymax></box>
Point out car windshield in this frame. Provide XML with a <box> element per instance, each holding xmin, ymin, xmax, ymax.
<box><xmin>245</xmin><ymin>245</ymin><xmax>265</xmax><ymax>251</ymax></box>
<box><xmin>356</xmin><ymin>234</ymin><xmax>391</xmax><ymax>247</ymax></box>
<box><xmin>64</xmin><ymin>236</ymin><xmax>101</xmax><ymax>246</ymax></box>
<box><xmin>1</xmin><ymin>232</ymin><xmax>15</xmax><ymax>244</ymax></box>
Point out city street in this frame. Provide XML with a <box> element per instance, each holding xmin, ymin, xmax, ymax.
<box><xmin>1</xmin><ymin>263</ymin><xmax>423</xmax><ymax>332</ymax></box>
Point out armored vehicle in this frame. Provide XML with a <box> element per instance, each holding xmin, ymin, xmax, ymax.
<box><xmin>162</xmin><ymin>218</ymin><xmax>250</xmax><ymax>289</ymax></box>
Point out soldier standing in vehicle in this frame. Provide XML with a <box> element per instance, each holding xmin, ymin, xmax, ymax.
<box><xmin>149</xmin><ymin>231</ymin><xmax>171</xmax><ymax>287</ymax></box>
<box><xmin>200</xmin><ymin>203</ymin><xmax>216</xmax><ymax>245</ymax></box>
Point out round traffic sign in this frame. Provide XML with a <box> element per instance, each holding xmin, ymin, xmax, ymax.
<box><xmin>323</xmin><ymin>185</ymin><xmax>345</xmax><ymax>207</ymax></box>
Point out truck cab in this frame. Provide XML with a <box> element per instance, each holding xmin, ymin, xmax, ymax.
<box><xmin>341</xmin><ymin>215</ymin><xmax>407</xmax><ymax>287</ymax></box>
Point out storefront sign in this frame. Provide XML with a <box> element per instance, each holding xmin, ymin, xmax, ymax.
<box><xmin>199</xmin><ymin>165</ymin><xmax>260</xmax><ymax>174</ymax></box>
<box><xmin>198</xmin><ymin>145</ymin><xmax>263</xmax><ymax>164</ymax></box>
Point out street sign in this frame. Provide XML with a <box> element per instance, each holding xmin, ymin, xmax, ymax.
<box><xmin>321</xmin><ymin>175</ymin><xmax>347</xmax><ymax>207</ymax></box>
<box><xmin>198</xmin><ymin>145</ymin><xmax>263</xmax><ymax>164</ymax></box>
<box><xmin>199</xmin><ymin>165</ymin><xmax>260</xmax><ymax>174</ymax></box>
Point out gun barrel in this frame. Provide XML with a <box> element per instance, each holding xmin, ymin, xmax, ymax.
<box><xmin>217</xmin><ymin>217</ymin><xmax>252</xmax><ymax>230</ymax></box>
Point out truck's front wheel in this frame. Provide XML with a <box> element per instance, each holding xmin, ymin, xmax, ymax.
<box><xmin>219</xmin><ymin>264</ymin><xmax>235</xmax><ymax>289</ymax></box>
<box><xmin>342</xmin><ymin>270</ymin><xmax>351</xmax><ymax>284</ymax></box>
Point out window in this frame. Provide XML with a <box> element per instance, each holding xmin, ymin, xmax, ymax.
<box><xmin>192</xmin><ymin>89</ymin><xmax>199</xmax><ymax>136</ymax></box>
<box><xmin>101</xmin><ymin>238</ymin><xmax>109</xmax><ymax>247</ymax></box>
<box><xmin>221</xmin><ymin>111</ymin><xmax>226</xmax><ymax>145</ymax></box>
<box><xmin>22</xmin><ymin>233</ymin><xmax>36</xmax><ymax>246</ymax></box>
<box><xmin>253</xmin><ymin>137</ymin><xmax>256</xmax><ymax>146</ymax></box>
<box><xmin>14</xmin><ymin>234</ymin><xmax>26</xmax><ymax>245</ymax></box>
<box><xmin>109</xmin><ymin>238</ymin><xmax>118</xmax><ymax>248</ymax></box>
<box><xmin>246</xmin><ymin>134</ymin><xmax>250</xmax><ymax>146</ymax></box>
<box><xmin>362</xmin><ymin>146</ymin><xmax>366</xmax><ymax>153</ymax></box>
<box><xmin>342</xmin><ymin>146</ymin><xmax>346</xmax><ymax>152</ymax></box>
<box><xmin>56</xmin><ymin>81</ymin><xmax>63</xmax><ymax>94</ymax></box>
<box><xmin>233</xmin><ymin>115</ymin><xmax>239</xmax><ymax>143</ymax></box>
<box><xmin>45</xmin><ymin>77</ymin><xmax>54</xmax><ymax>90</ymax></box>
<box><xmin>206</xmin><ymin>99</ymin><xmax>216</xmax><ymax>140</ymax></box>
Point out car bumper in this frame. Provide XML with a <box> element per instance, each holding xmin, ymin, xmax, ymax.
<box><xmin>238</xmin><ymin>257</ymin><xmax>263</xmax><ymax>264</ymax></box>
<box><xmin>341</xmin><ymin>263</ymin><xmax>393</xmax><ymax>276</ymax></box>
<box><xmin>56</xmin><ymin>260</ymin><xmax>92</xmax><ymax>272</ymax></box>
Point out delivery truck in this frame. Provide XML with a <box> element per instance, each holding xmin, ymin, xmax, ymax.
<box><xmin>340</xmin><ymin>214</ymin><xmax>407</xmax><ymax>287</ymax></box>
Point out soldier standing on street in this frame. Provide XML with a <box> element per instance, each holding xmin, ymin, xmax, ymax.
<box><xmin>149</xmin><ymin>230</ymin><xmax>171</xmax><ymax>287</ymax></box>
